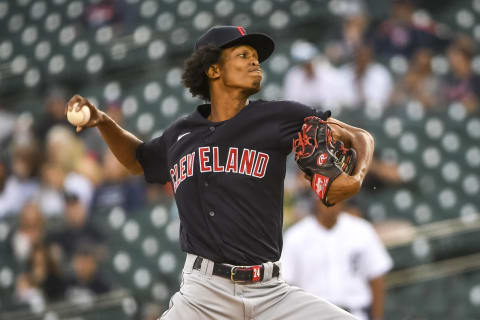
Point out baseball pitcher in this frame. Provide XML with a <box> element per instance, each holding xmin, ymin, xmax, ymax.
<box><xmin>66</xmin><ymin>26</ymin><xmax>374</xmax><ymax>320</ymax></box>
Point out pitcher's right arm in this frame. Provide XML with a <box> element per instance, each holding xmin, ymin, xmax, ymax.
<box><xmin>66</xmin><ymin>95</ymin><xmax>143</xmax><ymax>175</ymax></box>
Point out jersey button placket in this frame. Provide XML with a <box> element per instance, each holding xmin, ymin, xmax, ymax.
<box><xmin>205</xmin><ymin>126</ymin><xmax>215</xmax><ymax>143</ymax></box>
<box><xmin>206</xmin><ymin>125</ymin><xmax>215</xmax><ymax>217</ymax></box>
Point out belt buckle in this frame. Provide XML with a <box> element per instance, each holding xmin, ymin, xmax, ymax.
<box><xmin>230</xmin><ymin>265</ymin><xmax>262</xmax><ymax>283</ymax></box>
<box><xmin>230</xmin><ymin>266</ymin><xmax>249</xmax><ymax>283</ymax></box>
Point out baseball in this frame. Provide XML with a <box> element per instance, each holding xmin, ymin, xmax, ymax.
<box><xmin>67</xmin><ymin>103</ymin><xmax>91</xmax><ymax>126</ymax></box>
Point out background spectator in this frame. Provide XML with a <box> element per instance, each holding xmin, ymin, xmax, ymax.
<box><xmin>326</xmin><ymin>13</ymin><xmax>370</xmax><ymax>65</ymax></box>
<box><xmin>22</xmin><ymin>244</ymin><xmax>67</xmax><ymax>303</ymax></box>
<box><xmin>283</xmin><ymin>41</ymin><xmax>344</xmax><ymax>113</ymax></box>
<box><xmin>10</xmin><ymin>202</ymin><xmax>45</xmax><ymax>264</ymax></box>
<box><xmin>90</xmin><ymin>149</ymin><xmax>145</xmax><ymax>212</ymax></box>
<box><xmin>48</xmin><ymin>191</ymin><xmax>104</xmax><ymax>262</ymax></box>
<box><xmin>338</xmin><ymin>44</ymin><xmax>394</xmax><ymax>110</ymax></box>
<box><xmin>443</xmin><ymin>34</ymin><xmax>480</xmax><ymax>112</ymax></box>
<box><xmin>83</xmin><ymin>0</ymin><xmax>135</xmax><ymax>35</ymax></box>
<box><xmin>35</xmin><ymin>162</ymin><xmax>66</xmax><ymax>218</ymax></box>
<box><xmin>391</xmin><ymin>47</ymin><xmax>442</xmax><ymax>108</ymax></box>
<box><xmin>373</xmin><ymin>0</ymin><xmax>446</xmax><ymax>58</ymax></box>
<box><xmin>14</xmin><ymin>272</ymin><xmax>45</xmax><ymax>313</ymax></box>
<box><xmin>0</xmin><ymin>104</ymin><xmax>16</xmax><ymax>148</ymax></box>
<box><xmin>65</xmin><ymin>243</ymin><xmax>110</xmax><ymax>305</ymax></box>
<box><xmin>34</xmin><ymin>87</ymin><xmax>70</xmax><ymax>143</ymax></box>
<box><xmin>0</xmin><ymin>143</ymin><xmax>40</xmax><ymax>218</ymax></box>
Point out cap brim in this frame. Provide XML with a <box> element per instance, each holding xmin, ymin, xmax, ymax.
<box><xmin>220</xmin><ymin>33</ymin><xmax>275</xmax><ymax>63</ymax></box>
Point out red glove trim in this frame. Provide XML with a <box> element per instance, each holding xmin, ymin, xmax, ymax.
<box><xmin>311</xmin><ymin>173</ymin><xmax>330</xmax><ymax>201</ymax></box>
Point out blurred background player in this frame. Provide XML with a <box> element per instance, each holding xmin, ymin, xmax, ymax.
<box><xmin>282</xmin><ymin>198</ymin><xmax>393</xmax><ymax>320</ymax></box>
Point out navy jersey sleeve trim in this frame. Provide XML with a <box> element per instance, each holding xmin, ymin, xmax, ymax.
<box><xmin>135</xmin><ymin>143</ymin><xmax>153</xmax><ymax>183</ymax></box>
<box><xmin>135</xmin><ymin>142</ymin><xmax>146</xmax><ymax>166</ymax></box>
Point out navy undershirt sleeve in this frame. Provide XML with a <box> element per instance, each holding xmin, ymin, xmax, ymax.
<box><xmin>135</xmin><ymin>134</ymin><xmax>169</xmax><ymax>184</ymax></box>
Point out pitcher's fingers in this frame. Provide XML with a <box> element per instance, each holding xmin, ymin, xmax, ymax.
<box><xmin>71</xmin><ymin>95</ymin><xmax>84</xmax><ymax>112</ymax></box>
<box><xmin>67</xmin><ymin>96</ymin><xmax>81</xmax><ymax>112</ymax></box>
<box><xmin>66</xmin><ymin>99</ymin><xmax>74</xmax><ymax>113</ymax></box>
<box><xmin>74</xmin><ymin>98</ymin><xmax>84</xmax><ymax>112</ymax></box>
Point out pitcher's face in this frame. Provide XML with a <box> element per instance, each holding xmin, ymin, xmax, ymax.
<box><xmin>217</xmin><ymin>45</ymin><xmax>263</xmax><ymax>95</ymax></box>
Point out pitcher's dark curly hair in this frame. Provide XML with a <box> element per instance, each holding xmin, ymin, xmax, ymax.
<box><xmin>182</xmin><ymin>44</ymin><xmax>222</xmax><ymax>101</ymax></box>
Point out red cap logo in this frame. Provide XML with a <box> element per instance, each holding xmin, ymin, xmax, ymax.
<box><xmin>237</xmin><ymin>26</ymin><xmax>246</xmax><ymax>36</ymax></box>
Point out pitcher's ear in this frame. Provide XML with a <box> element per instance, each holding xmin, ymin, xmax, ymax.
<box><xmin>206</xmin><ymin>64</ymin><xmax>220</xmax><ymax>79</ymax></box>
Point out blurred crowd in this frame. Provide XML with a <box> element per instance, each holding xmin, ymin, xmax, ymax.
<box><xmin>283</xmin><ymin>0</ymin><xmax>479</xmax><ymax>226</ymax></box>
<box><xmin>0</xmin><ymin>85</ymin><xmax>173</xmax><ymax>312</ymax></box>
<box><xmin>283</xmin><ymin>0</ymin><xmax>479</xmax><ymax>115</ymax></box>
<box><xmin>0</xmin><ymin>0</ymin><xmax>479</xmax><ymax>317</ymax></box>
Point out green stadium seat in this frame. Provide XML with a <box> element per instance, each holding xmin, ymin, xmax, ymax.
<box><xmin>156</xmin><ymin>12</ymin><xmax>176</xmax><ymax>32</ymax></box>
<box><xmin>0</xmin><ymin>2</ymin><xmax>9</xmax><ymax>21</ymax></box>
<box><xmin>140</xmin><ymin>0</ymin><xmax>158</xmax><ymax>20</ymax></box>
<box><xmin>103</xmin><ymin>81</ymin><xmax>122</xmax><ymax>102</ymax></box>
<box><xmin>267</xmin><ymin>53</ymin><xmax>291</xmax><ymax>77</ymax></box>
<box><xmin>159</xmin><ymin>95</ymin><xmax>180</xmax><ymax>118</ymax></box>
<box><xmin>413</xmin><ymin>202</ymin><xmax>434</xmax><ymax>224</ymax></box>
<box><xmin>44</xmin><ymin>12</ymin><xmax>62</xmax><ymax>34</ymax></box>
<box><xmin>47</xmin><ymin>53</ymin><xmax>66</xmax><ymax>75</ymax></box>
<box><xmin>34</xmin><ymin>40</ymin><xmax>52</xmax><ymax>62</ymax></box>
<box><xmin>147</xmin><ymin>39</ymin><xmax>167</xmax><ymax>61</ymax></box>
<box><xmin>133</xmin><ymin>25</ymin><xmax>152</xmax><ymax>47</ymax></box>
<box><xmin>456</xmin><ymin>8</ymin><xmax>475</xmax><ymax>28</ymax></box>
<box><xmin>8</xmin><ymin>13</ymin><xmax>26</xmax><ymax>34</ymax></box>
<box><xmin>65</xmin><ymin>1</ymin><xmax>84</xmax><ymax>21</ymax></box>
<box><xmin>466</xmin><ymin>118</ymin><xmax>480</xmax><ymax>140</ymax></box>
<box><xmin>58</xmin><ymin>25</ymin><xmax>76</xmax><ymax>47</ymax></box>
<box><xmin>121</xmin><ymin>95</ymin><xmax>140</xmax><ymax>119</ymax></box>
<box><xmin>29</xmin><ymin>1</ymin><xmax>48</xmax><ymax>21</ymax></box>
<box><xmin>177</xmin><ymin>0</ymin><xmax>198</xmax><ymax>19</ymax></box>
<box><xmin>424</xmin><ymin>116</ymin><xmax>445</xmax><ymax>141</ymax></box>
<box><xmin>135</xmin><ymin>112</ymin><xmax>156</xmax><ymax>135</ymax></box>
<box><xmin>252</xmin><ymin>0</ymin><xmax>273</xmax><ymax>18</ymax></box>
<box><xmin>459</xmin><ymin>203</ymin><xmax>479</xmax><ymax>223</ymax></box>
<box><xmin>214</xmin><ymin>0</ymin><xmax>235</xmax><ymax>19</ymax></box>
<box><xmin>20</xmin><ymin>25</ymin><xmax>39</xmax><ymax>47</ymax></box>
<box><xmin>85</xmin><ymin>53</ymin><xmax>105</xmax><ymax>74</ymax></box>
<box><xmin>268</xmin><ymin>9</ymin><xmax>290</xmax><ymax>30</ymax></box>
<box><xmin>0</xmin><ymin>40</ymin><xmax>14</xmax><ymax>61</ymax></box>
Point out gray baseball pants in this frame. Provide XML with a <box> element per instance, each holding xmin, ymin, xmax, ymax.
<box><xmin>159</xmin><ymin>253</ymin><xmax>357</xmax><ymax>320</ymax></box>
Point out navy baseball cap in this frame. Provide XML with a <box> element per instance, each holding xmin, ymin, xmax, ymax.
<box><xmin>194</xmin><ymin>26</ymin><xmax>275</xmax><ymax>63</ymax></box>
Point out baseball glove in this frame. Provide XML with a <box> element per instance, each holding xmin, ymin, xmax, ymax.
<box><xmin>293</xmin><ymin>116</ymin><xmax>356</xmax><ymax>206</ymax></box>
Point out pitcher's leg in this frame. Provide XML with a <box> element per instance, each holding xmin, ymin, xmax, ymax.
<box><xmin>253</xmin><ymin>280</ymin><xmax>358</xmax><ymax>320</ymax></box>
<box><xmin>159</xmin><ymin>291</ymin><xmax>202</xmax><ymax>320</ymax></box>
<box><xmin>161</xmin><ymin>272</ymin><xmax>244</xmax><ymax>320</ymax></box>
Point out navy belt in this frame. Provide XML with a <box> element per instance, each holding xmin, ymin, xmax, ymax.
<box><xmin>193</xmin><ymin>256</ymin><xmax>280</xmax><ymax>283</ymax></box>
